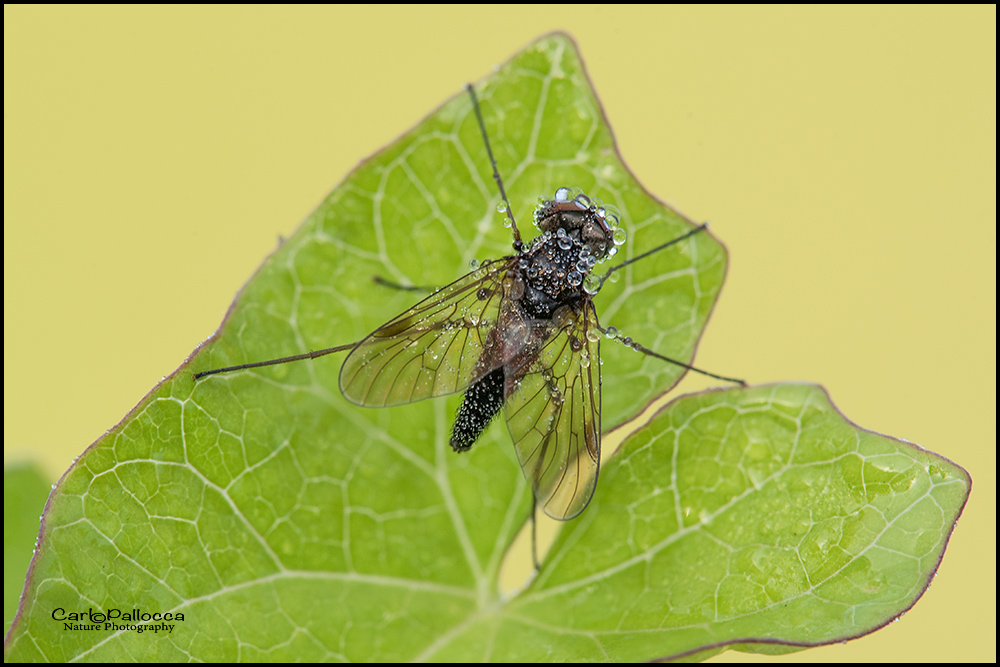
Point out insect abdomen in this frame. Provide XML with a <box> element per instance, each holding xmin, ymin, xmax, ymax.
<box><xmin>450</xmin><ymin>367</ymin><xmax>505</xmax><ymax>452</ymax></box>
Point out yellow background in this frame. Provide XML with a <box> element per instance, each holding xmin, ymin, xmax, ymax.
<box><xmin>5</xmin><ymin>6</ymin><xmax>994</xmax><ymax>662</ymax></box>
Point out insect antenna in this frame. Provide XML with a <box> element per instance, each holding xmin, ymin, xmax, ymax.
<box><xmin>193</xmin><ymin>342</ymin><xmax>357</xmax><ymax>380</ymax></box>
<box><xmin>466</xmin><ymin>83</ymin><xmax>523</xmax><ymax>252</ymax></box>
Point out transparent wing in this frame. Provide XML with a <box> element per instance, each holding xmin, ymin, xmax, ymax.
<box><xmin>503</xmin><ymin>302</ymin><xmax>601</xmax><ymax>520</ymax></box>
<box><xmin>340</xmin><ymin>258</ymin><xmax>518</xmax><ymax>406</ymax></box>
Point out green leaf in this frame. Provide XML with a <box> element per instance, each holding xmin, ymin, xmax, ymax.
<box><xmin>4</xmin><ymin>463</ymin><xmax>51</xmax><ymax>634</ymax></box>
<box><xmin>3</xmin><ymin>34</ymin><xmax>968</xmax><ymax>662</ymax></box>
<box><xmin>504</xmin><ymin>383</ymin><xmax>970</xmax><ymax>661</ymax></box>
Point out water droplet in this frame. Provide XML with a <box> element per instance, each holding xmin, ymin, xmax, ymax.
<box><xmin>609</xmin><ymin>271</ymin><xmax>620</xmax><ymax>283</ymax></box>
<box><xmin>496</xmin><ymin>201</ymin><xmax>508</xmax><ymax>213</ymax></box>
<box><xmin>568</xmin><ymin>270</ymin><xmax>582</xmax><ymax>286</ymax></box>
<box><xmin>574</xmin><ymin>193</ymin><xmax>591</xmax><ymax>209</ymax></box>
<box><xmin>470</xmin><ymin>258</ymin><xmax>480</xmax><ymax>269</ymax></box>
<box><xmin>554</xmin><ymin>187</ymin><xmax>572</xmax><ymax>202</ymax></box>
<box><xmin>605</xmin><ymin>326</ymin><xmax>618</xmax><ymax>339</ymax></box>
<box><xmin>502</xmin><ymin>216</ymin><xmax>513</xmax><ymax>228</ymax></box>
<box><xmin>613</xmin><ymin>227</ymin><xmax>627</xmax><ymax>246</ymax></box>
<box><xmin>556</xmin><ymin>227</ymin><xmax>567</xmax><ymax>238</ymax></box>
<box><xmin>581</xmin><ymin>354</ymin><xmax>591</xmax><ymax>368</ymax></box>
<box><xmin>583</xmin><ymin>274</ymin><xmax>601</xmax><ymax>295</ymax></box>
<box><xmin>558</xmin><ymin>236</ymin><xmax>573</xmax><ymax>250</ymax></box>
<box><xmin>586</xmin><ymin>329</ymin><xmax>600</xmax><ymax>343</ymax></box>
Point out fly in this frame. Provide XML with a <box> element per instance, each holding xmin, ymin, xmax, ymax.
<box><xmin>195</xmin><ymin>84</ymin><xmax>744</xmax><ymax>525</ymax></box>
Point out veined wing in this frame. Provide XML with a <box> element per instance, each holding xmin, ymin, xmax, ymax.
<box><xmin>503</xmin><ymin>302</ymin><xmax>602</xmax><ymax>520</ymax></box>
<box><xmin>340</xmin><ymin>257</ymin><xmax>518</xmax><ymax>406</ymax></box>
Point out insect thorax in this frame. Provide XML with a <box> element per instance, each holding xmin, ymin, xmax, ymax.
<box><xmin>513</xmin><ymin>188</ymin><xmax>627</xmax><ymax>319</ymax></box>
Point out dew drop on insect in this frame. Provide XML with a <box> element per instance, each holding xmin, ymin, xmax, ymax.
<box><xmin>583</xmin><ymin>274</ymin><xmax>601</xmax><ymax>295</ymax></box>
<box><xmin>502</xmin><ymin>216</ymin><xmax>513</xmax><ymax>228</ymax></box>
<box><xmin>555</xmin><ymin>187</ymin><xmax>572</xmax><ymax>202</ymax></box>
<box><xmin>623</xmin><ymin>336</ymin><xmax>633</xmax><ymax>348</ymax></box>
<box><xmin>558</xmin><ymin>236</ymin><xmax>573</xmax><ymax>250</ymax></box>
<box><xmin>586</xmin><ymin>329</ymin><xmax>600</xmax><ymax>343</ymax></box>
<box><xmin>568</xmin><ymin>270</ymin><xmax>583</xmax><ymax>286</ymax></box>
<box><xmin>613</xmin><ymin>227</ymin><xmax>627</xmax><ymax>246</ymax></box>
<box><xmin>574</xmin><ymin>193</ymin><xmax>591</xmax><ymax>209</ymax></box>
<box><xmin>470</xmin><ymin>258</ymin><xmax>480</xmax><ymax>269</ymax></box>
<box><xmin>605</xmin><ymin>325</ymin><xmax>618</xmax><ymax>339</ymax></box>
<box><xmin>496</xmin><ymin>201</ymin><xmax>508</xmax><ymax>213</ymax></box>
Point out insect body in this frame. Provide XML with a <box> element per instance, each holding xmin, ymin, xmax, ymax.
<box><xmin>339</xmin><ymin>187</ymin><xmax>622</xmax><ymax>519</ymax></box>
<box><xmin>195</xmin><ymin>84</ymin><xmax>743</xmax><ymax>523</ymax></box>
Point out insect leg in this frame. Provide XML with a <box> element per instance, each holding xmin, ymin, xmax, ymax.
<box><xmin>466</xmin><ymin>83</ymin><xmax>524</xmax><ymax>253</ymax></box>
<box><xmin>597</xmin><ymin>222</ymin><xmax>709</xmax><ymax>291</ymax></box>
<box><xmin>371</xmin><ymin>275</ymin><xmax>438</xmax><ymax>293</ymax></box>
<box><xmin>591</xmin><ymin>304</ymin><xmax>746</xmax><ymax>386</ymax></box>
<box><xmin>193</xmin><ymin>342</ymin><xmax>357</xmax><ymax>380</ymax></box>
<box><xmin>531</xmin><ymin>494</ymin><xmax>540</xmax><ymax>571</ymax></box>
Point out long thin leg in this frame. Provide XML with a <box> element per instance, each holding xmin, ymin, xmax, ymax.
<box><xmin>531</xmin><ymin>495</ymin><xmax>540</xmax><ymax>571</ymax></box>
<box><xmin>193</xmin><ymin>342</ymin><xmax>356</xmax><ymax>380</ymax></box>
<box><xmin>591</xmin><ymin>304</ymin><xmax>746</xmax><ymax>386</ymax></box>
<box><xmin>598</xmin><ymin>222</ymin><xmax>709</xmax><ymax>291</ymax></box>
<box><xmin>371</xmin><ymin>275</ymin><xmax>437</xmax><ymax>293</ymax></box>
<box><xmin>466</xmin><ymin>83</ymin><xmax>523</xmax><ymax>253</ymax></box>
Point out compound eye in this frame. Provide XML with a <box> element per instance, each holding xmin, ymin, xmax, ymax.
<box><xmin>582</xmin><ymin>220</ymin><xmax>611</xmax><ymax>257</ymax></box>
